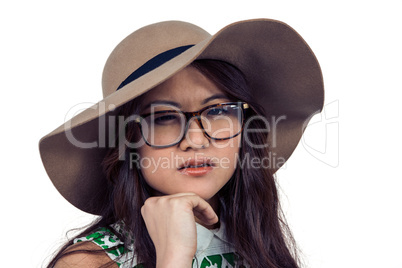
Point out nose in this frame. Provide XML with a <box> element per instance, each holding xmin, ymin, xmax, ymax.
<box><xmin>179</xmin><ymin>117</ymin><xmax>209</xmax><ymax>150</ymax></box>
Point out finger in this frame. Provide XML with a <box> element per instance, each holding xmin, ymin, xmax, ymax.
<box><xmin>183</xmin><ymin>195</ymin><xmax>219</xmax><ymax>226</ymax></box>
<box><xmin>166</xmin><ymin>192</ymin><xmax>199</xmax><ymax>198</ymax></box>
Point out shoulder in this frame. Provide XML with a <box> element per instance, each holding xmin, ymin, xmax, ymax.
<box><xmin>53</xmin><ymin>225</ymin><xmax>129</xmax><ymax>268</ymax></box>
<box><xmin>53</xmin><ymin>241</ymin><xmax>119</xmax><ymax>268</ymax></box>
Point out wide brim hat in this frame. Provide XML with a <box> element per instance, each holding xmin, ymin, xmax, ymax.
<box><xmin>39</xmin><ymin>19</ymin><xmax>324</xmax><ymax>215</ymax></box>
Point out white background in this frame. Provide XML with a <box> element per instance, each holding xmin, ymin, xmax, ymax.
<box><xmin>1</xmin><ymin>1</ymin><xmax>401</xmax><ymax>267</ymax></box>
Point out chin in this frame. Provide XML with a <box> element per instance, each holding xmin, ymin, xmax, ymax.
<box><xmin>167</xmin><ymin>188</ymin><xmax>218</xmax><ymax>201</ymax></box>
<box><xmin>187</xmin><ymin>189</ymin><xmax>218</xmax><ymax>201</ymax></box>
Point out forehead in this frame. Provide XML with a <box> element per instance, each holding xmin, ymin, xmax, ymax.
<box><xmin>140</xmin><ymin>66</ymin><xmax>226</xmax><ymax>109</ymax></box>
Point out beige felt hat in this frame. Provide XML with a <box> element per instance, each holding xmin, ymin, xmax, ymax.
<box><xmin>39</xmin><ymin>19</ymin><xmax>324</xmax><ymax>215</ymax></box>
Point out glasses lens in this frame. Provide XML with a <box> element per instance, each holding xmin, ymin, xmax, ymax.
<box><xmin>201</xmin><ymin>104</ymin><xmax>243</xmax><ymax>139</ymax></box>
<box><xmin>141</xmin><ymin>111</ymin><xmax>185</xmax><ymax>146</ymax></box>
<box><xmin>140</xmin><ymin>103</ymin><xmax>245</xmax><ymax>147</ymax></box>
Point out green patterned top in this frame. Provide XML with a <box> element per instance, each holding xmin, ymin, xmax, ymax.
<box><xmin>73</xmin><ymin>222</ymin><xmax>247</xmax><ymax>267</ymax></box>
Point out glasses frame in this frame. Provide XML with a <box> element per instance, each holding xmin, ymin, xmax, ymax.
<box><xmin>135</xmin><ymin>102</ymin><xmax>250</xmax><ymax>148</ymax></box>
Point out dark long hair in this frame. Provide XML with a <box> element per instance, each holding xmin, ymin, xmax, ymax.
<box><xmin>46</xmin><ymin>60</ymin><xmax>301</xmax><ymax>268</ymax></box>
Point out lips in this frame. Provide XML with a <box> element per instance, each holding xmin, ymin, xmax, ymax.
<box><xmin>177</xmin><ymin>158</ymin><xmax>215</xmax><ymax>176</ymax></box>
<box><xmin>177</xmin><ymin>158</ymin><xmax>215</xmax><ymax>170</ymax></box>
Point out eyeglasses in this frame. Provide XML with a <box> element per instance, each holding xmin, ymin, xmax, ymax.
<box><xmin>134</xmin><ymin>102</ymin><xmax>249</xmax><ymax>148</ymax></box>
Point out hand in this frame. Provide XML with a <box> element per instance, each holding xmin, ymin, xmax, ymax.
<box><xmin>141</xmin><ymin>193</ymin><xmax>219</xmax><ymax>267</ymax></box>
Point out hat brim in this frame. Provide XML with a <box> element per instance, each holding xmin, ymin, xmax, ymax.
<box><xmin>39</xmin><ymin>19</ymin><xmax>324</xmax><ymax>215</ymax></box>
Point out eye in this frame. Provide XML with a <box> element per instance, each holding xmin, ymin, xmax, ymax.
<box><xmin>206</xmin><ymin>107</ymin><xmax>228</xmax><ymax>116</ymax></box>
<box><xmin>153</xmin><ymin>113</ymin><xmax>181</xmax><ymax>125</ymax></box>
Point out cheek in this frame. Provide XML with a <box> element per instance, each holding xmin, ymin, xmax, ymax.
<box><xmin>212</xmin><ymin>135</ymin><xmax>241</xmax><ymax>170</ymax></box>
<box><xmin>136</xmin><ymin>146</ymin><xmax>173</xmax><ymax>177</ymax></box>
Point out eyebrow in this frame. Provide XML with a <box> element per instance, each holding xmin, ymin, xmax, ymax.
<box><xmin>202</xmin><ymin>94</ymin><xmax>230</xmax><ymax>104</ymax></box>
<box><xmin>142</xmin><ymin>94</ymin><xmax>230</xmax><ymax>111</ymax></box>
<box><xmin>142</xmin><ymin>100</ymin><xmax>181</xmax><ymax>111</ymax></box>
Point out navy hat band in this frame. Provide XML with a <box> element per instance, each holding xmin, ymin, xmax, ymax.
<box><xmin>116</xmin><ymin>45</ymin><xmax>194</xmax><ymax>91</ymax></box>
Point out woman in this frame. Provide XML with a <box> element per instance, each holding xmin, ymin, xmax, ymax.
<box><xmin>41</xmin><ymin>19</ymin><xmax>324</xmax><ymax>267</ymax></box>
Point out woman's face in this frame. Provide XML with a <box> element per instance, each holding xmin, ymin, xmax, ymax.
<box><xmin>136</xmin><ymin>66</ymin><xmax>241</xmax><ymax>205</ymax></box>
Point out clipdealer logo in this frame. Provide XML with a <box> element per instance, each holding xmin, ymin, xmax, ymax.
<box><xmin>301</xmin><ymin>100</ymin><xmax>339</xmax><ymax>168</ymax></box>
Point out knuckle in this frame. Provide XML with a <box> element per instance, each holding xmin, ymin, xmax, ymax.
<box><xmin>143</xmin><ymin>197</ymin><xmax>156</xmax><ymax>209</ymax></box>
<box><xmin>167</xmin><ymin>197</ymin><xmax>178</xmax><ymax>206</ymax></box>
<box><xmin>167</xmin><ymin>197</ymin><xmax>185</xmax><ymax>209</ymax></box>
